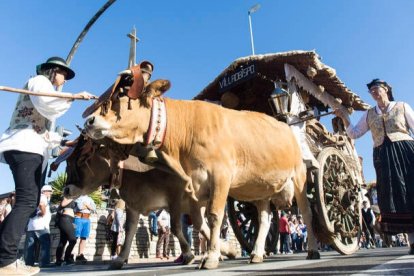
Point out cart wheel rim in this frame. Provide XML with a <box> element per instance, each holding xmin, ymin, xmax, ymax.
<box><xmin>315</xmin><ymin>147</ymin><xmax>361</xmax><ymax>255</ymax></box>
<box><xmin>227</xmin><ymin>198</ymin><xmax>279</xmax><ymax>254</ymax></box>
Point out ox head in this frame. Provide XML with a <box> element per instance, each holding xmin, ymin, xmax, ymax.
<box><xmin>63</xmin><ymin>135</ymin><xmax>115</xmax><ymax>198</ymax></box>
<box><xmin>83</xmin><ymin>61</ymin><xmax>170</xmax><ymax>145</ymax></box>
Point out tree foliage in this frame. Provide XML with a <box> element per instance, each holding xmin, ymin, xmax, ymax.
<box><xmin>49</xmin><ymin>173</ymin><xmax>103</xmax><ymax>207</ymax></box>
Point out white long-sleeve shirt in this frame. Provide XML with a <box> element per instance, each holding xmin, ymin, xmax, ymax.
<box><xmin>346</xmin><ymin>101</ymin><xmax>414</xmax><ymax>143</ymax></box>
<box><xmin>157</xmin><ymin>209</ymin><xmax>171</xmax><ymax>228</ymax></box>
<box><xmin>0</xmin><ymin>75</ymin><xmax>72</xmax><ymax>168</ymax></box>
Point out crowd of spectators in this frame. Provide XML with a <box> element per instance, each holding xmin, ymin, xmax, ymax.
<box><xmin>279</xmin><ymin>211</ymin><xmax>308</xmax><ymax>254</ymax></box>
<box><xmin>2</xmin><ymin>188</ymin><xmax>412</xmax><ymax>270</ymax></box>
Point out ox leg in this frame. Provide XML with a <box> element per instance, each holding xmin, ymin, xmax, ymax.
<box><xmin>108</xmin><ymin>208</ymin><xmax>139</xmax><ymax>270</ymax></box>
<box><xmin>169</xmin><ymin>203</ymin><xmax>195</xmax><ymax>265</ymax></box>
<box><xmin>192</xmin><ymin>205</ymin><xmax>237</xmax><ymax>262</ymax></box>
<box><xmin>250</xmin><ymin>200</ymin><xmax>271</xmax><ymax>263</ymax></box>
<box><xmin>294</xmin><ymin>167</ymin><xmax>320</xmax><ymax>260</ymax></box>
<box><xmin>202</xmin><ymin>174</ymin><xmax>230</xmax><ymax>269</ymax></box>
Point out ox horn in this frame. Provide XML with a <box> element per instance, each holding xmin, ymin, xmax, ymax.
<box><xmin>145</xmin><ymin>148</ymin><xmax>158</xmax><ymax>163</ymax></box>
<box><xmin>118</xmin><ymin>69</ymin><xmax>133</xmax><ymax>76</ymax></box>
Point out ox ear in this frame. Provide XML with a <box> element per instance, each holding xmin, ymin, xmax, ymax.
<box><xmin>144</xmin><ymin>79</ymin><xmax>171</xmax><ymax>98</ymax></box>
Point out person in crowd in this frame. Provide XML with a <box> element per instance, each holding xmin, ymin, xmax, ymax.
<box><xmin>266</xmin><ymin>213</ymin><xmax>279</xmax><ymax>256</ymax></box>
<box><xmin>220</xmin><ymin>208</ymin><xmax>230</xmax><ymax>241</ymax></box>
<box><xmin>55</xmin><ymin>196</ymin><xmax>77</xmax><ymax>266</ymax></box>
<box><xmin>148</xmin><ymin>211</ymin><xmax>158</xmax><ymax>239</ymax></box>
<box><xmin>0</xmin><ymin>56</ymin><xmax>93</xmax><ymax>275</ymax></box>
<box><xmin>174</xmin><ymin>213</ymin><xmax>193</xmax><ymax>263</ymax></box>
<box><xmin>361</xmin><ymin>200</ymin><xmax>376</xmax><ymax>249</ymax></box>
<box><xmin>110</xmin><ymin>199</ymin><xmax>126</xmax><ymax>260</ymax></box>
<box><xmin>0</xmin><ymin>198</ymin><xmax>7</xmax><ymax>224</ymax></box>
<box><xmin>279</xmin><ymin>211</ymin><xmax>292</xmax><ymax>254</ymax></box>
<box><xmin>156</xmin><ymin>209</ymin><xmax>171</xmax><ymax>260</ymax></box>
<box><xmin>74</xmin><ymin>194</ymin><xmax>96</xmax><ymax>263</ymax></box>
<box><xmin>182</xmin><ymin>214</ymin><xmax>193</xmax><ymax>247</ymax></box>
<box><xmin>24</xmin><ymin>184</ymin><xmax>53</xmax><ymax>268</ymax></box>
<box><xmin>288</xmin><ymin>215</ymin><xmax>298</xmax><ymax>252</ymax></box>
<box><xmin>296</xmin><ymin>216</ymin><xmax>307</xmax><ymax>252</ymax></box>
<box><xmin>4</xmin><ymin>193</ymin><xmax>15</xmax><ymax>218</ymax></box>
<box><xmin>237</xmin><ymin>212</ymin><xmax>250</xmax><ymax>257</ymax></box>
<box><xmin>335</xmin><ymin>79</ymin><xmax>414</xmax><ymax>254</ymax></box>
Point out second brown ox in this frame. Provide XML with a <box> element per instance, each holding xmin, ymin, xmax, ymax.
<box><xmin>62</xmin><ymin>136</ymin><xmax>236</xmax><ymax>269</ymax></box>
<box><xmin>83</xmin><ymin>78</ymin><xmax>320</xmax><ymax>269</ymax></box>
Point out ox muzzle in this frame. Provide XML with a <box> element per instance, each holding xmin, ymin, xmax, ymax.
<box><xmin>84</xmin><ymin>115</ymin><xmax>111</xmax><ymax>140</ymax></box>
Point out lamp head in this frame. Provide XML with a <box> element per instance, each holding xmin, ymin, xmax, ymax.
<box><xmin>248</xmin><ymin>4</ymin><xmax>261</xmax><ymax>14</ymax></box>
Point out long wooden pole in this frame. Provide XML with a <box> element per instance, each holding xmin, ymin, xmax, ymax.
<box><xmin>66</xmin><ymin>0</ymin><xmax>117</xmax><ymax>66</ymax></box>
<box><xmin>0</xmin><ymin>86</ymin><xmax>97</xmax><ymax>100</ymax></box>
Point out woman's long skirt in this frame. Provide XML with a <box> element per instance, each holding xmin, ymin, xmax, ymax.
<box><xmin>373</xmin><ymin>137</ymin><xmax>414</xmax><ymax>234</ymax></box>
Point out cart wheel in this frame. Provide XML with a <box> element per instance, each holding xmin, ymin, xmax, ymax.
<box><xmin>315</xmin><ymin>147</ymin><xmax>361</xmax><ymax>255</ymax></box>
<box><xmin>227</xmin><ymin>197</ymin><xmax>279</xmax><ymax>255</ymax></box>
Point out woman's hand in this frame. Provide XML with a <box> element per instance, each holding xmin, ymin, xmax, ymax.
<box><xmin>333</xmin><ymin>108</ymin><xmax>344</xmax><ymax>118</ymax></box>
<box><xmin>334</xmin><ymin>108</ymin><xmax>351</xmax><ymax>128</ymax></box>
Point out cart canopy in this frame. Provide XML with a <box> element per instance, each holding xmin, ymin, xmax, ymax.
<box><xmin>194</xmin><ymin>50</ymin><xmax>369</xmax><ymax>115</ymax></box>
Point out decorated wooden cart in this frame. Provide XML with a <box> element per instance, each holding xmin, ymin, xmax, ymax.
<box><xmin>194</xmin><ymin>50</ymin><xmax>370</xmax><ymax>255</ymax></box>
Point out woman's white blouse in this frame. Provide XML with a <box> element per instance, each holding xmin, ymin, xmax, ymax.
<box><xmin>0</xmin><ymin>75</ymin><xmax>72</xmax><ymax>166</ymax></box>
<box><xmin>346</xmin><ymin>101</ymin><xmax>414</xmax><ymax>142</ymax></box>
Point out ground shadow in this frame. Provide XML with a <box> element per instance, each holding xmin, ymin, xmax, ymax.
<box><xmin>136</xmin><ymin>218</ymin><xmax>150</xmax><ymax>258</ymax></box>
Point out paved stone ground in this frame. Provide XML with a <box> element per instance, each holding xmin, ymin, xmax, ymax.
<box><xmin>37</xmin><ymin>247</ymin><xmax>414</xmax><ymax>275</ymax></box>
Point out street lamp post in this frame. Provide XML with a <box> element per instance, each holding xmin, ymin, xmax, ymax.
<box><xmin>248</xmin><ymin>4</ymin><xmax>261</xmax><ymax>55</ymax></box>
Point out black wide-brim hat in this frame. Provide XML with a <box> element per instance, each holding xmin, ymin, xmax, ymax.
<box><xmin>36</xmin><ymin>56</ymin><xmax>75</xmax><ymax>80</ymax></box>
<box><xmin>367</xmin><ymin>78</ymin><xmax>389</xmax><ymax>90</ymax></box>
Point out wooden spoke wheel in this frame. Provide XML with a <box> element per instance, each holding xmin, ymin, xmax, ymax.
<box><xmin>315</xmin><ymin>147</ymin><xmax>361</xmax><ymax>255</ymax></box>
<box><xmin>227</xmin><ymin>197</ymin><xmax>279</xmax><ymax>255</ymax></box>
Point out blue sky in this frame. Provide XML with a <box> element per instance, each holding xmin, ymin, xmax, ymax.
<box><xmin>1</xmin><ymin>0</ymin><xmax>414</xmax><ymax>194</ymax></box>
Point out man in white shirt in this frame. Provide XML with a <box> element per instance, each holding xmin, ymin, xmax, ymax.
<box><xmin>156</xmin><ymin>209</ymin><xmax>171</xmax><ymax>259</ymax></box>
<box><xmin>24</xmin><ymin>185</ymin><xmax>53</xmax><ymax>267</ymax></box>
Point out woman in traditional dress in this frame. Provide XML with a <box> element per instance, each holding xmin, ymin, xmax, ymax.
<box><xmin>335</xmin><ymin>79</ymin><xmax>414</xmax><ymax>254</ymax></box>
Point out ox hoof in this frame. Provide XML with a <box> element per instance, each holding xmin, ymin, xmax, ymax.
<box><xmin>201</xmin><ymin>258</ymin><xmax>219</xmax><ymax>269</ymax></box>
<box><xmin>306</xmin><ymin>250</ymin><xmax>320</xmax><ymax>260</ymax></box>
<box><xmin>249</xmin><ymin>254</ymin><xmax>264</xmax><ymax>264</ymax></box>
<box><xmin>182</xmin><ymin>253</ymin><xmax>195</xmax><ymax>265</ymax></box>
<box><xmin>108</xmin><ymin>259</ymin><xmax>125</xmax><ymax>270</ymax></box>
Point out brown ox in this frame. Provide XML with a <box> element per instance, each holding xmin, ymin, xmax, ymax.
<box><xmin>63</xmin><ymin>136</ymin><xmax>236</xmax><ymax>269</ymax></box>
<box><xmin>83</xmin><ymin>79</ymin><xmax>320</xmax><ymax>268</ymax></box>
